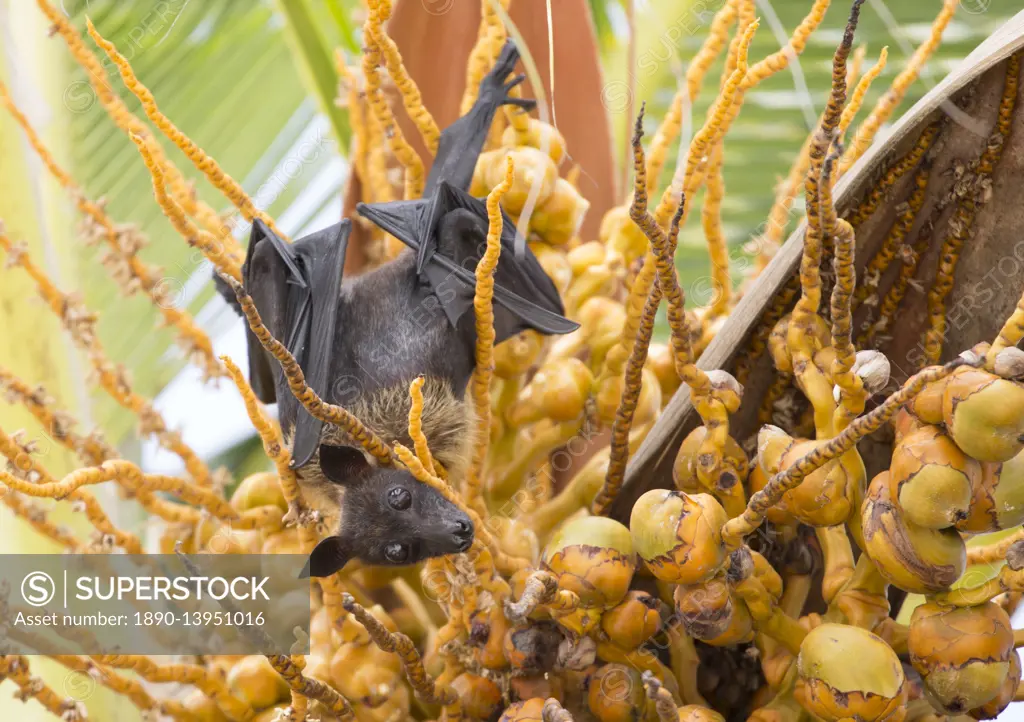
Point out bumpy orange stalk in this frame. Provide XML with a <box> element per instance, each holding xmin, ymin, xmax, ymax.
<box><xmin>367</xmin><ymin>0</ymin><xmax>440</xmax><ymax>153</ymax></box>
<box><xmin>408</xmin><ymin>377</ymin><xmax>440</xmax><ymax>478</ymax></box>
<box><xmin>129</xmin><ymin>132</ymin><xmax>242</xmax><ymax>282</ymax></box>
<box><xmin>341</xmin><ymin>593</ymin><xmax>458</xmax><ymax>709</ymax></box>
<box><xmin>722</xmin><ymin>358</ymin><xmax>969</xmax><ymax>550</ymax></box>
<box><xmin>91</xmin><ymin>655</ymin><xmax>252</xmax><ymax>721</ymax></box>
<box><xmin>51</xmin><ymin>656</ymin><xmax>169</xmax><ymax>718</ymax></box>
<box><xmin>924</xmin><ymin>53</ymin><xmax>1018</xmax><ymax>365</ymax></box>
<box><xmin>701</xmin><ymin>144</ymin><xmax>731</xmax><ymax>321</ymax></box>
<box><xmin>268</xmin><ymin>655</ymin><xmax>355</xmax><ymax>721</ymax></box>
<box><xmin>644</xmin><ymin>0</ymin><xmax>738</xmax><ymax>191</ymax></box>
<box><xmin>838</xmin><ymin>47</ymin><xmax>888</xmax><ymax>142</ymax></box>
<box><xmin>220</xmin><ymin>273</ymin><xmax>392</xmax><ymax>463</ymax></box>
<box><xmin>362</xmin><ymin>1</ymin><xmax>425</xmax><ymax>199</ymax></box>
<box><xmin>35</xmin><ymin>0</ymin><xmax>243</xmax><ymax>268</ymax></box>
<box><xmin>467</xmin><ymin>156</ymin><xmax>513</xmax><ymax>515</ymax></box>
<box><xmin>1</xmin><ymin>491</ymin><xmax>80</xmax><ymax>550</ymax></box>
<box><xmin>0</xmin><ymin>656</ymin><xmax>85</xmax><ymax>720</ymax></box>
<box><xmin>0</xmin><ymin>81</ymin><xmax>223</xmax><ymax>381</ymax></box>
<box><xmin>0</xmin><ymin>228</ymin><xmax>215</xmax><ymax>486</ymax></box>
<box><xmin>839</xmin><ymin>0</ymin><xmax>958</xmax><ymax>174</ymax></box>
<box><xmin>591</xmin><ymin>282</ymin><xmax>660</xmax><ymax>515</ymax></box>
<box><xmin>87</xmin><ymin>19</ymin><xmax>282</xmax><ymax>243</ymax></box>
<box><xmin>460</xmin><ymin>0</ymin><xmax>512</xmax><ymax>115</ymax></box>
<box><xmin>0</xmin><ymin>424</ymin><xmax>142</xmax><ymax>553</ymax></box>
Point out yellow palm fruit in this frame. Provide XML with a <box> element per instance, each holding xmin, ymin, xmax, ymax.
<box><xmin>229</xmin><ymin>471</ymin><xmax>288</xmax><ymax>512</ymax></box>
<box><xmin>508</xmin><ymin>357</ymin><xmax>593</xmax><ymax>425</ymax></box>
<box><xmin>567</xmin><ymin>240</ymin><xmax>609</xmax><ymax>277</ymax></box>
<box><xmin>969</xmin><ymin>649</ymin><xmax>1021</xmax><ymax>720</ymax></box>
<box><xmin>529</xmin><ymin>241</ymin><xmax>573</xmax><ymax>295</ymax></box>
<box><xmin>182</xmin><ymin>689</ymin><xmax>230</xmax><ymax>722</ymax></box>
<box><xmin>907</xmin><ymin>365</ymin><xmax>948</xmax><ymax>425</ymax></box>
<box><xmin>588</xmin><ymin>664</ymin><xmax>651</xmax><ymax>722</ymax></box>
<box><xmin>495</xmin><ymin>330</ymin><xmax>544</xmax><ymax>379</ymax></box>
<box><xmin>565</xmin><ymin>249</ymin><xmax>626</xmax><ymax>310</ymax></box>
<box><xmin>747</xmin><ymin>462</ymin><xmax>794</xmax><ymax>525</ymax></box>
<box><xmin>958</xmin><ymin>448</ymin><xmax>1024</xmax><ymax>533</ymax></box>
<box><xmin>673</xmin><ymin>425</ymin><xmax>750</xmax><ymax>495</ymax></box>
<box><xmin>542</xmin><ymin>515</ymin><xmax>636</xmax><ymax>609</ymax></box>
<box><xmin>599</xmin><ymin>205</ymin><xmax>650</xmax><ymax>266</ymax></box>
<box><xmin>452</xmin><ymin>673</ymin><xmax>504</xmax><ymax>721</ymax></box>
<box><xmin>472</xmin><ymin>147</ymin><xmax>558</xmax><ymax>215</ymax></box>
<box><xmin>476</xmin><ymin>603</ymin><xmax>512</xmax><ymax>670</ymax></box>
<box><xmin>502</xmin><ymin>118</ymin><xmax>568</xmax><ymax>164</ymax></box>
<box><xmin>510</xmin><ymin>676</ymin><xmax>566</xmax><ymax>704</ymax></box>
<box><xmin>354</xmin><ymin>685</ymin><xmax>410</xmax><ymax>722</ymax></box>
<box><xmin>226</xmin><ymin>655</ymin><xmax>290</xmax><ymax>710</ymax></box>
<box><xmin>861</xmin><ymin>470</ymin><xmax>966</xmax><ymax>594</ymax></box>
<box><xmin>601</xmin><ymin>589</ymin><xmax>661</xmax><ymax>650</ymax></box>
<box><xmin>673</xmin><ymin>571</ymin><xmax>742</xmax><ymax>643</ymax></box>
<box><xmin>797</xmin><ymin>623</ymin><xmax>907</xmax><ymax>722</ymax></box>
<box><xmin>630</xmin><ymin>488</ymin><xmax>727</xmax><ymax>585</ymax></box>
<box><xmin>252</xmin><ymin>709</ymin><xmax>288</xmax><ymax>722</ymax></box>
<box><xmin>678</xmin><ymin>706</ymin><xmax>726</xmax><ymax>722</ymax></box>
<box><xmin>531</xmin><ymin>177</ymin><xmax>591</xmax><ymax>246</ymax></box>
<box><xmin>646</xmin><ymin>342</ymin><xmax>682</xmax><ymax>400</ymax></box>
<box><xmin>889</xmin><ymin>424</ymin><xmax>978</xmax><ymax>529</ymax></box>
<box><xmin>331</xmin><ymin>644</ymin><xmax>400</xmax><ymax>702</ymax></box>
<box><xmin>942</xmin><ymin>367</ymin><xmax>1024</xmax><ymax>462</ymax></box>
<box><xmin>908</xmin><ymin>601</ymin><xmax>1014</xmax><ymax>714</ymax></box>
<box><xmin>500</xmin><ymin>698</ymin><xmax>546</xmax><ymax>722</ymax></box>
<box><xmin>758</xmin><ymin>425</ymin><xmax>861</xmax><ymax>527</ymax></box>
<box><xmin>892</xmin><ymin>407</ymin><xmax>926</xmax><ymax>443</ymax></box>
<box><xmin>768</xmin><ymin>313</ymin><xmax>830</xmax><ymax>374</ymax></box>
<box><xmin>261</xmin><ymin>528</ymin><xmax>303</xmax><ymax>555</ymax></box>
<box><xmin>499</xmin><ymin>517</ymin><xmax>541</xmax><ymax>561</ymax></box>
<box><xmin>633</xmin><ymin>368</ymin><xmax>664</xmax><ymax>427</ymax></box>
<box><xmin>576</xmin><ymin>297</ymin><xmax>628</xmax><ymax>369</ymax></box>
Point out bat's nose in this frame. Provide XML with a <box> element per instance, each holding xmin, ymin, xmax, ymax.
<box><xmin>449</xmin><ymin>517</ymin><xmax>474</xmax><ymax>551</ymax></box>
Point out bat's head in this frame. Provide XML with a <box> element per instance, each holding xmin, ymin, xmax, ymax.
<box><xmin>299</xmin><ymin>445</ymin><xmax>474</xmax><ymax>579</ymax></box>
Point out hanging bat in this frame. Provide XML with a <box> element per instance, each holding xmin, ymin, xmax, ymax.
<box><xmin>216</xmin><ymin>39</ymin><xmax>580</xmax><ymax>579</ymax></box>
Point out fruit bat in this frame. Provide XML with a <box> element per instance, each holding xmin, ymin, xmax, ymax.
<box><xmin>216</xmin><ymin>39</ymin><xmax>580</xmax><ymax>579</ymax></box>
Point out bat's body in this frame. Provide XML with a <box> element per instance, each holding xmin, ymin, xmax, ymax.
<box><xmin>217</xmin><ymin>40</ymin><xmax>580</xmax><ymax>578</ymax></box>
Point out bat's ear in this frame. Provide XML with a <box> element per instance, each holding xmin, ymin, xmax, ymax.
<box><xmin>318</xmin><ymin>445</ymin><xmax>371</xmax><ymax>486</ymax></box>
<box><xmin>300</xmin><ymin>536</ymin><xmax>351</xmax><ymax>579</ymax></box>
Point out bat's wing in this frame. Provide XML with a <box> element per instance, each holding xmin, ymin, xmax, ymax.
<box><xmin>242</xmin><ymin>219</ymin><xmax>308</xmax><ymax>405</ymax></box>
<box><xmin>419</xmin><ymin>38</ymin><xmax>536</xmax><ymax>276</ymax></box>
<box><xmin>356</xmin><ymin>184</ymin><xmax>578</xmax><ymax>344</ymax></box>
<box><xmin>289</xmin><ymin>220</ymin><xmax>351</xmax><ymax>469</ymax></box>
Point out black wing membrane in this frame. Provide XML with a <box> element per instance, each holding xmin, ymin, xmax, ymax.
<box><xmin>356</xmin><ymin>183</ymin><xmax>578</xmax><ymax>344</ymax></box>
<box><xmin>417</xmin><ymin>38</ymin><xmax>535</xmax><ymax>276</ymax></box>
<box><xmin>241</xmin><ymin>219</ymin><xmax>351</xmax><ymax>469</ymax></box>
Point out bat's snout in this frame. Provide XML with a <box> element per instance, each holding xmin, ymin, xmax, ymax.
<box><xmin>447</xmin><ymin>516</ymin><xmax>474</xmax><ymax>552</ymax></box>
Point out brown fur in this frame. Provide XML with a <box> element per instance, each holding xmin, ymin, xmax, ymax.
<box><xmin>284</xmin><ymin>375</ymin><xmax>477</xmax><ymax>526</ymax></box>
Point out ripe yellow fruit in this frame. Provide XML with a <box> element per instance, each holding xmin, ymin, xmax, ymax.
<box><xmin>797</xmin><ymin>623</ymin><xmax>907</xmax><ymax>722</ymax></box>
<box><xmin>889</xmin><ymin>425</ymin><xmax>977</xmax><ymax>529</ymax></box>
<box><xmin>542</xmin><ymin>516</ymin><xmax>636</xmax><ymax>608</ymax></box>
<box><xmin>226</xmin><ymin>655</ymin><xmax>290</xmax><ymax>710</ymax></box>
<box><xmin>861</xmin><ymin>470</ymin><xmax>965</xmax><ymax>594</ymax></box>
<box><xmin>958</xmin><ymin>448</ymin><xmax>1024</xmax><ymax>534</ymax></box>
<box><xmin>530</xmin><ymin>241</ymin><xmax>573</xmax><ymax>295</ymax></box>
<box><xmin>182</xmin><ymin>688</ymin><xmax>230</xmax><ymax>722</ymax></box>
<box><xmin>451</xmin><ymin>673</ymin><xmax>503</xmax><ymax>721</ymax></box>
<box><xmin>768</xmin><ymin>313</ymin><xmax>830</xmax><ymax>374</ymax></box>
<box><xmin>509</xmin><ymin>357</ymin><xmax>593</xmax><ymax>425</ymax></box>
<box><xmin>678</xmin><ymin>706</ymin><xmax>727</xmax><ymax>722</ymax></box>
<box><xmin>646</xmin><ymin>342</ymin><xmax>682</xmax><ymax>400</ymax></box>
<box><xmin>230</xmin><ymin>471</ymin><xmax>287</xmax><ymax>513</ymax></box>
<box><xmin>630</xmin><ymin>489</ymin><xmax>727</xmax><ymax>585</ymax></box>
<box><xmin>600</xmin><ymin>590</ymin><xmax>661</xmax><ymax>650</ymax></box>
<box><xmin>942</xmin><ymin>368</ymin><xmax>1024</xmax><ymax>463</ymax></box>
<box><xmin>530</xmin><ymin>177</ymin><xmax>591</xmax><ymax>246</ymax></box>
<box><xmin>598</xmin><ymin>205</ymin><xmax>649</xmax><ymax>265</ymax></box>
<box><xmin>502</xmin><ymin>117</ymin><xmax>568</xmax><ymax>164</ymax></box>
<box><xmin>588</xmin><ymin>664</ymin><xmax>650</xmax><ymax>722</ymax></box>
<box><xmin>746</xmin><ymin>462</ymin><xmax>794</xmax><ymax>525</ymax></box>
<box><xmin>494</xmin><ymin>330</ymin><xmax>544</xmax><ymax>379</ymax></box>
<box><xmin>758</xmin><ymin>426</ymin><xmax>861</xmax><ymax>527</ymax></box>
<box><xmin>673</xmin><ymin>426</ymin><xmax>750</xmax><ymax>496</ymax></box>
<box><xmin>499</xmin><ymin>698</ymin><xmax>546</xmax><ymax>722</ymax></box>
<box><xmin>969</xmin><ymin>649</ymin><xmax>1021</xmax><ymax>720</ymax></box>
<box><xmin>673</xmin><ymin>572</ymin><xmax>735</xmax><ymax>642</ymax></box>
<box><xmin>908</xmin><ymin>601</ymin><xmax>1014</xmax><ymax>714</ymax></box>
<box><xmin>472</xmin><ymin>147</ymin><xmax>558</xmax><ymax>215</ymax></box>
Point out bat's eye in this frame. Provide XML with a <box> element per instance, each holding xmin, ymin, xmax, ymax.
<box><xmin>387</xmin><ymin>487</ymin><xmax>412</xmax><ymax>511</ymax></box>
<box><xmin>384</xmin><ymin>543</ymin><xmax>409</xmax><ymax>563</ymax></box>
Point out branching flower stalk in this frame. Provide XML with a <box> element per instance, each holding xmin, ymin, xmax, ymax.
<box><xmin>0</xmin><ymin>227</ymin><xmax>215</xmax><ymax>486</ymax></box>
<box><xmin>0</xmin><ymin>81</ymin><xmax>224</xmax><ymax>382</ymax></box>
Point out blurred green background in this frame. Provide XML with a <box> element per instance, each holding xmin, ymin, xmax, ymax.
<box><xmin>0</xmin><ymin>0</ymin><xmax>1019</xmax><ymax>718</ymax></box>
